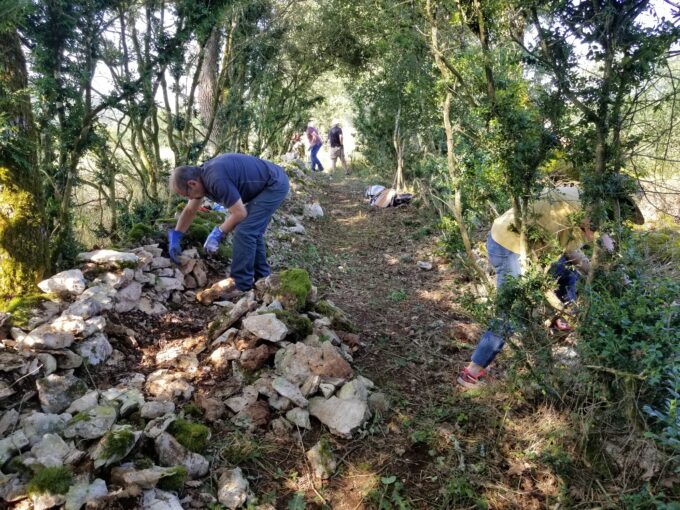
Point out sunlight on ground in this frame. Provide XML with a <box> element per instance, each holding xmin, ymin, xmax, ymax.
<box><xmin>337</xmin><ymin>213</ymin><xmax>369</xmax><ymax>227</ymax></box>
<box><xmin>501</xmin><ymin>405</ymin><xmax>572</xmax><ymax>502</ymax></box>
<box><xmin>330</xmin><ymin>464</ymin><xmax>380</xmax><ymax>509</ymax></box>
<box><xmin>506</xmin><ymin>405</ymin><xmax>571</xmax><ymax>454</ymax></box>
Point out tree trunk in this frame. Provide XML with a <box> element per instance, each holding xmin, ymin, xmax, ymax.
<box><xmin>0</xmin><ymin>29</ymin><xmax>48</xmax><ymax>298</ymax></box>
<box><xmin>442</xmin><ymin>93</ymin><xmax>490</xmax><ymax>285</ymax></box>
<box><xmin>392</xmin><ymin>104</ymin><xmax>404</xmax><ymax>192</ymax></box>
<box><xmin>197</xmin><ymin>26</ymin><xmax>221</xmax><ymax>150</ymax></box>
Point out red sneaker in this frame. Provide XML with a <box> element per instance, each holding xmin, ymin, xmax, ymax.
<box><xmin>552</xmin><ymin>317</ymin><xmax>572</xmax><ymax>332</ymax></box>
<box><xmin>457</xmin><ymin>367</ymin><xmax>487</xmax><ymax>388</ymax></box>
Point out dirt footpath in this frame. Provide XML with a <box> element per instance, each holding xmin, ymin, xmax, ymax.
<box><xmin>285</xmin><ymin>174</ymin><xmax>584</xmax><ymax>510</ymax></box>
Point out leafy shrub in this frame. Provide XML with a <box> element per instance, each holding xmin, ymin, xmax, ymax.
<box><xmin>643</xmin><ymin>365</ymin><xmax>680</xmax><ymax>454</ymax></box>
<box><xmin>117</xmin><ymin>197</ymin><xmax>166</xmax><ymax>238</ymax></box>
<box><xmin>117</xmin><ymin>199</ymin><xmax>165</xmax><ymax>242</ymax></box>
<box><xmin>437</xmin><ymin>216</ymin><xmax>465</xmax><ymax>256</ymax></box>
<box><xmin>494</xmin><ymin>268</ymin><xmax>556</xmax><ymax>372</ymax></box>
<box><xmin>577</xmin><ymin>273</ymin><xmax>680</xmax><ymax>387</ymax></box>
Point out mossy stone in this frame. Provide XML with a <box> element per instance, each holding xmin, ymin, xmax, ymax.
<box><xmin>314</xmin><ymin>299</ymin><xmax>357</xmax><ymax>333</ymax></box>
<box><xmin>168</xmin><ymin>418</ymin><xmax>211</xmax><ymax>453</ymax></box>
<box><xmin>100</xmin><ymin>426</ymin><xmax>136</xmax><ymax>460</ymax></box>
<box><xmin>134</xmin><ymin>457</ymin><xmax>154</xmax><ymax>470</ymax></box>
<box><xmin>114</xmin><ymin>260</ymin><xmax>138</xmax><ymax>270</ymax></box>
<box><xmin>217</xmin><ymin>243</ymin><xmax>232</xmax><ymax>261</ymax></box>
<box><xmin>318</xmin><ymin>436</ymin><xmax>334</xmax><ymax>461</ymax></box>
<box><xmin>0</xmin><ymin>293</ymin><xmax>52</xmax><ymax>327</ymax></box>
<box><xmin>272</xmin><ymin>309</ymin><xmax>312</xmax><ymax>342</ymax></box>
<box><xmin>6</xmin><ymin>455</ymin><xmax>30</xmax><ymax>475</ymax></box>
<box><xmin>68</xmin><ymin>411</ymin><xmax>90</xmax><ymax>425</ymax></box>
<box><xmin>186</xmin><ymin>223</ymin><xmax>211</xmax><ymax>245</ymax></box>
<box><xmin>182</xmin><ymin>403</ymin><xmax>203</xmax><ymax>418</ymax></box>
<box><xmin>277</xmin><ymin>268</ymin><xmax>312</xmax><ymax>311</ymax></box>
<box><xmin>158</xmin><ymin>466</ymin><xmax>188</xmax><ymax>491</ymax></box>
<box><xmin>196</xmin><ymin>209</ymin><xmax>226</xmax><ymax>224</ymax></box>
<box><xmin>27</xmin><ymin>466</ymin><xmax>73</xmax><ymax>496</ymax></box>
<box><xmin>66</xmin><ymin>380</ymin><xmax>89</xmax><ymax>400</ymax></box>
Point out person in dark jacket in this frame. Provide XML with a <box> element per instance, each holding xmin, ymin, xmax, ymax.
<box><xmin>168</xmin><ymin>153</ymin><xmax>289</xmax><ymax>292</ymax></box>
<box><xmin>328</xmin><ymin>119</ymin><xmax>348</xmax><ymax>175</ymax></box>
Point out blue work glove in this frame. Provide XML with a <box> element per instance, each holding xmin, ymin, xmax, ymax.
<box><xmin>203</xmin><ymin>226</ymin><xmax>225</xmax><ymax>254</ymax></box>
<box><xmin>167</xmin><ymin>229</ymin><xmax>184</xmax><ymax>264</ymax></box>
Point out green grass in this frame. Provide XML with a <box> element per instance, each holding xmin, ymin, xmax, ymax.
<box><xmin>388</xmin><ymin>289</ymin><xmax>408</xmax><ymax>302</ymax></box>
<box><xmin>27</xmin><ymin>466</ymin><xmax>73</xmax><ymax>496</ymax></box>
<box><xmin>216</xmin><ymin>431</ymin><xmax>274</xmax><ymax>465</ymax></box>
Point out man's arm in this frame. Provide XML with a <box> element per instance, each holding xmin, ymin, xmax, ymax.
<box><xmin>339</xmin><ymin>132</ymin><xmax>344</xmax><ymax>146</ymax></box>
<box><xmin>175</xmin><ymin>198</ymin><xmax>202</xmax><ymax>232</ymax></box>
<box><xmin>218</xmin><ymin>199</ymin><xmax>248</xmax><ymax>234</ymax></box>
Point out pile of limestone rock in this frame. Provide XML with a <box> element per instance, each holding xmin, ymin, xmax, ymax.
<box><xmin>0</xmin><ymin>245</ymin><xmax>385</xmax><ymax>509</ymax></box>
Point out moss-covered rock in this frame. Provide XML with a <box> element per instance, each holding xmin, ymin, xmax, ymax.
<box><xmin>314</xmin><ymin>299</ymin><xmax>357</xmax><ymax>333</ymax></box>
<box><xmin>272</xmin><ymin>309</ymin><xmax>312</xmax><ymax>342</ymax></box>
<box><xmin>66</xmin><ymin>379</ymin><xmax>89</xmax><ymax>400</ymax></box>
<box><xmin>182</xmin><ymin>403</ymin><xmax>203</xmax><ymax>419</ymax></box>
<box><xmin>114</xmin><ymin>259</ymin><xmax>139</xmax><ymax>270</ymax></box>
<box><xmin>168</xmin><ymin>418</ymin><xmax>211</xmax><ymax>453</ymax></box>
<box><xmin>27</xmin><ymin>466</ymin><xmax>73</xmax><ymax>496</ymax></box>
<box><xmin>99</xmin><ymin>426</ymin><xmax>136</xmax><ymax>460</ymax></box>
<box><xmin>93</xmin><ymin>425</ymin><xmax>140</xmax><ymax>469</ymax></box>
<box><xmin>217</xmin><ymin>243</ymin><xmax>232</xmax><ymax>261</ymax></box>
<box><xmin>157</xmin><ymin>466</ymin><xmax>189</xmax><ymax>491</ymax></box>
<box><xmin>186</xmin><ymin>223</ymin><xmax>211</xmax><ymax>245</ymax></box>
<box><xmin>68</xmin><ymin>411</ymin><xmax>91</xmax><ymax>425</ymax></box>
<box><xmin>6</xmin><ymin>455</ymin><xmax>31</xmax><ymax>475</ymax></box>
<box><xmin>134</xmin><ymin>457</ymin><xmax>154</xmax><ymax>470</ymax></box>
<box><xmin>0</xmin><ymin>293</ymin><xmax>52</xmax><ymax>327</ymax></box>
<box><xmin>196</xmin><ymin>209</ymin><xmax>226</xmax><ymax>224</ymax></box>
<box><xmin>276</xmin><ymin>268</ymin><xmax>312</xmax><ymax>311</ymax></box>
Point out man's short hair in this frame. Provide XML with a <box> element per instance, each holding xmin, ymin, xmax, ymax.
<box><xmin>171</xmin><ymin>165</ymin><xmax>202</xmax><ymax>194</ymax></box>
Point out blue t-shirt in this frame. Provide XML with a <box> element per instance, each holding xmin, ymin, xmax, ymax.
<box><xmin>201</xmin><ymin>153</ymin><xmax>283</xmax><ymax>208</ymax></box>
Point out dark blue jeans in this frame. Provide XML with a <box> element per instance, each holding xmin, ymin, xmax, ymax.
<box><xmin>551</xmin><ymin>256</ymin><xmax>580</xmax><ymax>304</ymax></box>
<box><xmin>470</xmin><ymin>235</ymin><xmax>579</xmax><ymax>368</ymax></box>
<box><xmin>310</xmin><ymin>144</ymin><xmax>323</xmax><ymax>172</ymax></box>
<box><xmin>231</xmin><ymin>169</ymin><xmax>289</xmax><ymax>291</ymax></box>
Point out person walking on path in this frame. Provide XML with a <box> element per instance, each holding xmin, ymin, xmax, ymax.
<box><xmin>306</xmin><ymin>122</ymin><xmax>324</xmax><ymax>172</ymax></box>
<box><xmin>328</xmin><ymin>119</ymin><xmax>349</xmax><ymax>175</ymax></box>
<box><xmin>167</xmin><ymin>153</ymin><xmax>289</xmax><ymax>292</ymax></box>
<box><xmin>456</xmin><ymin>183</ymin><xmax>641</xmax><ymax>388</ymax></box>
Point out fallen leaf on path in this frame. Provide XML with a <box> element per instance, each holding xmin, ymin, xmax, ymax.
<box><xmin>506</xmin><ymin>458</ymin><xmax>532</xmax><ymax>476</ymax></box>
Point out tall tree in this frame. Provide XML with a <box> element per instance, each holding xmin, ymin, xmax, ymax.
<box><xmin>0</xmin><ymin>6</ymin><xmax>48</xmax><ymax>297</ymax></box>
<box><xmin>29</xmin><ymin>0</ymin><xmax>113</xmax><ymax>267</ymax></box>
<box><xmin>523</xmin><ymin>0</ymin><xmax>680</xmax><ymax>277</ymax></box>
